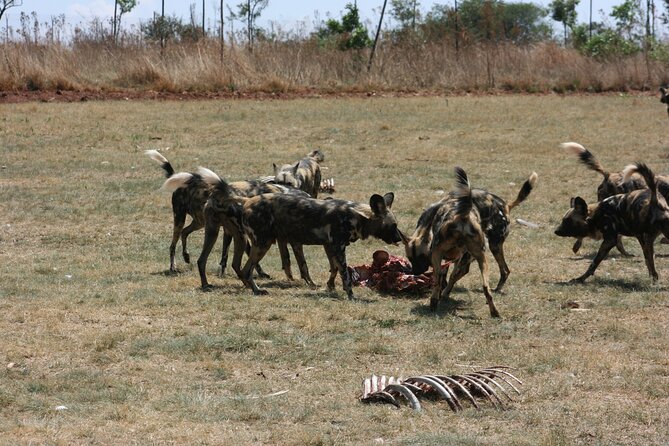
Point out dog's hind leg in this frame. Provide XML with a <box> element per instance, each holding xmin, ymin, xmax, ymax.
<box><xmin>277</xmin><ymin>241</ymin><xmax>294</xmax><ymax>281</ymax></box>
<box><xmin>170</xmin><ymin>211</ymin><xmax>187</xmax><ymax>272</ymax></box>
<box><xmin>442</xmin><ymin>253</ymin><xmax>472</xmax><ymax>299</ymax></box>
<box><xmin>571</xmin><ymin>237</ymin><xmax>617</xmax><ymax>283</ymax></box>
<box><xmin>197</xmin><ymin>221</ymin><xmax>220</xmax><ymax>290</ymax></box>
<box><xmin>638</xmin><ymin>234</ymin><xmax>659</xmax><ymax>283</ymax></box>
<box><xmin>180</xmin><ymin>216</ymin><xmax>204</xmax><ymax>265</ymax></box>
<box><xmin>489</xmin><ymin>242</ymin><xmax>510</xmax><ymax>293</ymax></box>
<box><xmin>240</xmin><ymin>243</ymin><xmax>273</xmax><ymax>295</ymax></box>
<box><xmin>291</xmin><ymin>243</ymin><xmax>316</xmax><ymax>287</ymax></box>
<box><xmin>470</xmin><ymin>250</ymin><xmax>500</xmax><ymax>318</ymax></box>
<box><xmin>219</xmin><ymin>232</ymin><xmax>233</xmax><ymax>277</ymax></box>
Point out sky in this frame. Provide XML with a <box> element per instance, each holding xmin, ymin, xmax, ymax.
<box><xmin>0</xmin><ymin>0</ymin><xmax>645</xmax><ymax>36</ymax></box>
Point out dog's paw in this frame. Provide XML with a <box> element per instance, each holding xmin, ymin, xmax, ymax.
<box><xmin>201</xmin><ymin>284</ymin><xmax>215</xmax><ymax>292</ymax></box>
<box><xmin>253</xmin><ymin>289</ymin><xmax>269</xmax><ymax>296</ymax></box>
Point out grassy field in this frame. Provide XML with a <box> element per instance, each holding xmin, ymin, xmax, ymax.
<box><xmin>1</xmin><ymin>94</ymin><xmax>668</xmax><ymax>445</ymax></box>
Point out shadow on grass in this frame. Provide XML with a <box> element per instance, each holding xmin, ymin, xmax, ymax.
<box><xmin>151</xmin><ymin>269</ymin><xmax>187</xmax><ymax>277</ymax></box>
<box><xmin>410</xmin><ymin>296</ymin><xmax>477</xmax><ymax>319</ymax></box>
<box><xmin>550</xmin><ymin>277</ymin><xmax>668</xmax><ymax>292</ymax></box>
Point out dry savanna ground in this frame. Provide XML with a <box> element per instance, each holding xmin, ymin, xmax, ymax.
<box><xmin>1</xmin><ymin>95</ymin><xmax>668</xmax><ymax>445</ymax></box>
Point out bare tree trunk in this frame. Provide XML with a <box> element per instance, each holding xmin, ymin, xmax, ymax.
<box><xmin>220</xmin><ymin>0</ymin><xmax>224</xmax><ymax>63</ymax></box>
<box><xmin>160</xmin><ymin>0</ymin><xmax>165</xmax><ymax>49</ymax></box>
<box><xmin>367</xmin><ymin>0</ymin><xmax>388</xmax><ymax>72</ymax></box>
<box><xmin>202</xmin><ymin>0</ymin><xmax>206</xmax><ymax>36</ymax></box>
<box><xmin>113</xmin><ymin>0</ymin><xmax>118</xmax><ymax>43</ymax></box>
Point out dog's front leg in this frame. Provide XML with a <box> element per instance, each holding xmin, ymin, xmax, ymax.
<box><xmin>571</xmin><ymin>237</ymin><xmax>617</xmax><ymax>283</ymax></box>
<box><xmin>430</xmin><ymin>253</ymin><xmax>445</xmax><ymax>311</ymax></box>
<box><xmin>324</xmin><ymin>245</ymin><xmax>338</xmax><ymax>291</ymax></box>
<box><xmin>331</xmin><ymin>246</ymin><xmax>353</xmax><ymax>299</ymax></box>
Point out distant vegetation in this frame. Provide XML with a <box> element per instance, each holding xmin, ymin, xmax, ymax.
<box><xmin>2</xmin><ymin>0</ymin><xmax>669</xmax><ymax>94</ymax></box>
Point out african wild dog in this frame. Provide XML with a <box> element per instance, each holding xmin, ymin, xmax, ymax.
<box><xmin>562</xmin><ymin>142</ymin><xmax>669</xmax><ymax>254</ymax></box>
<box><xmin>426</xmin><ymin>167</ymin><xmax>500</xmax><ymax>317</ymax></box>
<box><xmin>405</xmin><ymin>171</ymin><xmax>537</xmax><ymax>295</ymax></box>
<box><xmin>239</xmin><ymin>191</ymin><xmax>404</xmax><ymax>298</ymax></box>
<box><xmin>272</xmin><ymin>150</ymin><xmax>325</xmax><ymax>198</ymax></box>
<box><xmin>660</xmin><ymin>86</ymin><xmax>669</xmax><ymax>117</ymax></box>
<box><xmin>188</xmin><ymin>167</ymin><xmax>314</xmax><ymax>291</ymax></box>
<box><xmin>148</xmin><ymin>150</ymin><xmax>300</xmax><ymax>279</ymax></box>
<box><xmin>554</xmin><ymin>162</ymin><xmax>669</xmax><ymax>283</ymax></box>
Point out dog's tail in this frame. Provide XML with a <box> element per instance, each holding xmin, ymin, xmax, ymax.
<box><xmin>161</xmin><ymin>172</ymin><xmax>194</xmax><ymax>193</ymax></box>
<box><xmin>508</xmin><ymin>172</ymin><xmax>538</xmax><ymax>211</ymax></box>
<box><xmin>453</xmin><ymin>166</ymin><xmax>474</xmax><ymax>217</ymax></box>
<box><xmin>561</xmin><ymin>142</ymin><xmax>609</xmax><ymax>178</ymax></box>
<box><xmin>145</xmin><ymin>149</ymin><xmax>175</xmax><ymax>178</ymax></box>
<box><xmin>307</xmin><ymin>149</ymin><xmax>325</xmax><ymax>163</ymax></box>
<box><xmin>195</xmin><ymin>166</ymin><xmax>234</xmax><ymax>196</ymax></box>
<box><xmin>623</xmin><ymin>162</ymin><xmax>658</xmax><ymax>205</ymax></box>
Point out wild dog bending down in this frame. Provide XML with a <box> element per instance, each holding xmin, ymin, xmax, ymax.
<box><xmin>240</xmin><ymin>192</ymin><xmax>403</xmax><ymax>298</ymax></box>
<box><xmin>272</xmin><ymin>150</ymin><xmax>325</xmax><ymax>198</ymax></box>
<box><xmin>427</xmin><ymin>167</ymin><xmax>500</xmax><ymax>317</ymax></box>
<box><xmin>192</xmin><ymin>167</ymin><xmax>314</xmax><ymax>290</ymax></box>
<box><xmin>405</xmin><ymin>171</ymin><xmax>538</xmax><ymax>294</ymax></box>
<box><xmin>554</xmin><ymin>162</ymin><xmax>669</xmax><ymax>283</ymax></box>
<box><xmin>562</xmin><ymin>142</ymin><xmax>669</xmax><ymax>254</ymax></box>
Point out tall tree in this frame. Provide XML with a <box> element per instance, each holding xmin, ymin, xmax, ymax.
<box><xmin>0</xmin><ymin>0</ymin><xmax>22</xmax><ymax>24</ymax></box>
<box><xmin>113</xmin><ymin>0</ymin><xmax>137</xmax><ymax>43</ymax></box>
<box><xmin>390</xmin><ymin>0</ymin><xmax>421</xmax><ymax>31</ymax></box>
<box><xmin>550</xmin><ymin>0</ymin><xmax>579</xmax><ymax>45</ymax></box>
<box><xmin>237</xmin><ymin>0</ymin><xmax>268</xmax><ymax>49</ymax></box>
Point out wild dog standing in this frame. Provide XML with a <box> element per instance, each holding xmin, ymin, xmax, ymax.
<box><xmin>428</xmin><ymin>167</ymin><xmax>500</xmax><ymax>317</ymax></box>
<box><xmin>562</xmin><ymin>142</ymin><xmax>669</xmax><ymax>253</ymax></box>
<box><xmin>405</xmin><ymin>171</ymin><xmax>537</xmax><ymax>294</ymax></box>
<box><xmin>240</xmin><ymin>192</ymin><xmax>403</xmax><ymax>297</ymax></box>
<box><xmin>191</xmin><ymin>167</ymin><xmax>314</xmax><ymax>290</ymax></box>
<box><xmin>554</xmin><ymin>162</ymin><xmax>669</xmax><ymax>283</ymax></box>
<box><xmin>146</xmin><ymin>150</ymin><xmax>212</xmax><ymax>273</ymax></box>
<box><xmin>660</xmin><ymin>86</ymin><xmax>669</xmax><ymax>118</ymax></box>
<box><xmin>273</xmin><ymin>150</ymin><xmax>324</xmax><ymax>198</ymax></box>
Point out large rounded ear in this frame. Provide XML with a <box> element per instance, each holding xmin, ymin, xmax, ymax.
<box><xmin>573</xmin><ymin>196</ymin><xmax>588</xmax><ymax>215</ymax></box>
<box><xmin>273</xmin><ymin>163</ymin><xmax>279</xmax><ymax>175</ymax></box>
<box><xmin>383</xmin><ymin>192</ymin><xmax>395</xmax><ymax>209</ymax></box>
<box><xmin>293</xmin><ymin>162</ymin><xmax>300</xmax><ymax>173</ymax></box>
<box><xmin>570</xmin><ymin>197</ymin><xmax>575</xmax><ymax>208</ymax></box>
<box><xmin>370</xmin><ymin>194</ymin><xmax>388</xmax><ymax>215</ymax></box>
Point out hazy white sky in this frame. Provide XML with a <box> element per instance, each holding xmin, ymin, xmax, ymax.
<box><xmin>0</xmin><ymin>0</ymin><xmax>646</xmax><ymax>34</ymax></box>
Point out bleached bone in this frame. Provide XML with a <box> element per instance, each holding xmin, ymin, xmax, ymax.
<box><xmin>384</xmin><ymin>384</ymin><xmax>422</xmax><ymax>411</ymax></box>
<box><xmin>470</xmin><ymin>373</ymin><xmax>513</xmax><ymax>401</ymax></box>
<box><xmin>405</xmin><ymin>376</ymin><xmax>460</xmax><ymax>412</ymax></box>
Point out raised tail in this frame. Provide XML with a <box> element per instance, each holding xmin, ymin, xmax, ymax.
<box><xmin>145</xmin><ymin>149</ymin><xmax>175</xmax><ymax>178</ymax></box>
<box><xmin>508</xmin><ymin>172</ymin><xmax>538</xmax><ymax>211</ymax></box>
<box><xmin>307</xmin><ymin>149</ymin><xmax>325</xmax><ymax>163</ymax></box>
<box><xmin>161</xmin><ymin>172</ymin><xmax>194</xmax><ymax>193</ymax></box>
<box><xmin>196</xmin><ymin>166</ymin><xmax>232</xmax><ymax>196</ymax></box>
<box><xmin>561</xmin><ymin>142</ymin><xmax>609</xmax><ymax>179</ymax></box>
<box><xmin>453</xmin><ymin>166</ymin><xmax>473</xmax><ymax>217</ymax></box>
<box><xmin>623</xmin><ymin>162</ymin><xmax>657</xmax><ymax>205</ymax></box>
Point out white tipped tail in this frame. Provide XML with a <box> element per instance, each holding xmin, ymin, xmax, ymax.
<box><xmin>196</xmin><ymin>166</ymin><xmax>223</xmax><ymax>188</ymax></box>
<box><xmin>145</xmin><ymin>149</ymin><xmax>168</xmax><ymax>164</ymax></box>
<box><xmin>161</xmin><ymin>172</ymin><xmax>193</xmax><ymax>192</ymax></box>
<box><xmin>560</xmin><ymin>142</ymin><xmax>586</xmax><ymax>155</ymax></box>
<box><xmin>621</xmin><ymin>164</ymin><xmax>638</xmax><ymax>183</ymax></box>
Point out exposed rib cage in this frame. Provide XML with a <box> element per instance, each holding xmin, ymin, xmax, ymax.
<box><xmin>360</xmin><ymin>366</ymin><xmax>522</xmax><ymax>412</ymax></box>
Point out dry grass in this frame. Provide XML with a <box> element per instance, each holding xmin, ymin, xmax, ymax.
<box><xmin>3</xmin><ymin>40</ymin><xmax>669</xmax><ymax>94</ymax></box>
<box><xmin>1</xmin><ymin>95</ymin><xmax>669</xmax><ymax>445</ymax></box>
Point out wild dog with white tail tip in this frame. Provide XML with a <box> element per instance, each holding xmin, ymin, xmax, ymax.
<box><xmin>427</xmin><ymin>167</ymin><xmax>501</xmax><ymax>318</ymax></box>
<box><xmin>405</xmin><ymin>171</ymin><xmax>537</xmax><ymax>295</ymax></box>
<box><xmin>239</xmin><ymin>191</ymin><xmax>404</xmax><ymax>298</ymax></box>
<box><xmin>554</xmin><ymin>162</ymin><xmax>669</xmax><ymax>283</ymax></box>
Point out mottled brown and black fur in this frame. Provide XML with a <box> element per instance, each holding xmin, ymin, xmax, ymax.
<box><xmin>405</xmin><ymin>171</ymin><xmax>538</xmax><ymax>295</ymax></box>
<box><xmin>239</xmin><ymin>191</ymin><xmax>403</xmax><ymax>298</ymax></box>
<box><xmin>190</xmin><ymin>167</ymin><xmax>312</xmax><ymax>290</ymax></box>
<box><xmin>146</xmin><ymin>150</ymin><xmax>213</xmax><ymax>273</ymax></box>
<box><xmin>272</xmin><ymin>150</ymin><xmax>324</xmax><ymax>198</ymax></box>
<box><xmin>426</xmin><ymin>167</ymin><xmax>500</xmax><ymax>317</ymax></box>
<box><xmin>555</xmin><ymin>163</ymin><xmax>669</xmax><ymax>283</ymax></box>
<box><xmin>562</xmin><ymin>142</ymin><xmax>669</xmax><ymax>254</ymax></box>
